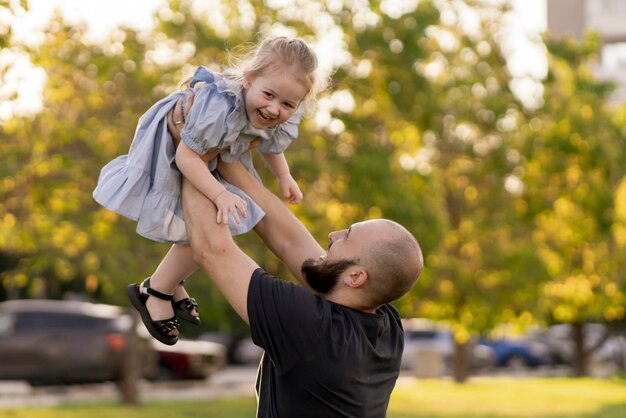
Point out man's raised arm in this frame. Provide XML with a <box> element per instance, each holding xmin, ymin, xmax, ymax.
<box><xmin>182</xmin><ymin>179</ymin><xmax>258</xmax><ymax>323</ymax></box>
<box><xmin>218</xmin><ymin>160</ymin><xmax>325</xmax><ymax>287</ymax></box>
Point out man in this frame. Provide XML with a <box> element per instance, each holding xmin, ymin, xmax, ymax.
<box><xmin>171</xmin><ymin>99</ymin><xmax>424</xmax><ymax>417</ymax></box>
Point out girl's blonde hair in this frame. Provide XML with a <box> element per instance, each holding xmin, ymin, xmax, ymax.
<box><xmin>183</xmin><ymin>36</ymin><xmax>327</xmax><ymax>116</ymax></box>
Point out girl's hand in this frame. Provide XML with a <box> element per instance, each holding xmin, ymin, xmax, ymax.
<box><xmin>214</xmin><ymin>190</ymin><xmax>248</xmax><ymax>225</ymax></box>
<box><xmin>277</xmin><ymin>173</ymin><xmax>303</xmax><ymax>205</ymax></box>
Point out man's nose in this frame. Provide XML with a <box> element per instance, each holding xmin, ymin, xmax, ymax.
<box><xmin>328</xmin><ymin>230</ymin><xmax>344</xmax><ymax>242</ymax></box>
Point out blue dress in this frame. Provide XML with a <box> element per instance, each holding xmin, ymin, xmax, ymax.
<box><xmin>93</xmin><ymin>66</ymin><xmax>303</xmax><ymax>244</ymax></box>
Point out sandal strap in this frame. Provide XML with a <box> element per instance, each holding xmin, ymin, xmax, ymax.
<box><xmin>174</xmin><ymin>297</ymin><xmax>198</xmax><ymax>311</ymax></box>
<box><xmin>142</xmin><ymin>278</ymin><xmax>174</xmax><ymax>301</ymax></box>
<box><xmin>153</xmin><ymin>317</ymin><xmax>180</xmax><ymax>333</ymax></box>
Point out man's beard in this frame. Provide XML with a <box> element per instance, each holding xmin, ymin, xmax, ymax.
<box><xmin>301</xmin><ymin>258</ymin><xmax>357</xmax><ymax>295</ymax></box>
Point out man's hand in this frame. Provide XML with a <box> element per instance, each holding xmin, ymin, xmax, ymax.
<box><xmin>167</xmin><ymin>91</ymin><xmax>221</xmax><ymax>163</ymax></box>
<box><xmin>167</xmin><ymin>91</ymin><xmax>194</xmax><ymax>147</ymax></box>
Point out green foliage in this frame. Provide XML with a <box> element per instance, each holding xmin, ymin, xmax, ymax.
<box><xmin>524</xmin><ymin>32</ymin><xmax>626</xmax><ymax>326</ymax></box>
<box><xmin>1</xmin><ymin>0</ymin><xmax>625</xmax><ymax>374</ymax></box>
<box><xmin>0</xmin><ymin>0</ymin><xmax>27</xmax><ymax>49</ymax></box>
<box><xmin>1</xmin><ymin>16</ymin><xmax>163</xmax><ymax>303</ymax></box>
<box><xmin>325</xmin><ymin>0</ymin><xmax>544</xmax><ymax>344</ymax></box>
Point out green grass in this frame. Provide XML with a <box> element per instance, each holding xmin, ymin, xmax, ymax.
<box><xmin>388</xmin><ymin>376</ymin><xmax>626</xmax><ymax>417</ymax></box>
<box><xmin>2</xmin><ymin>377</ymin><xmax>626</xmax><ymax>418</ymax></box>
<box><xmin>0</xmin><ymin>398</ymin><xmax>258</xmax><ymax>418</ymax></box>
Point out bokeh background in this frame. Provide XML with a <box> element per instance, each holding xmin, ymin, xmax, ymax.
<box><xmin>1</xmin><ymin>0</ymin><xmax>625</xmax><ymax>385</ymax></box>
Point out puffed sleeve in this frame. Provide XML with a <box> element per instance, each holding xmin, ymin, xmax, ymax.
<box><xmin>256</xmin><ymin>103</ymin><xmax>305</xmax><ymax>154</ymax></box>
<box><xmin>180</xmin><ymin>84</ymin><xmax>235</xmax><ymax>156</ymax></box>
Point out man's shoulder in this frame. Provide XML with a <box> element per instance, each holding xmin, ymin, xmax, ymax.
<box><xmin>380</xmin><ymin>303</ymin><xmax>401</xmax><ymax>319</ymax></box>
<box><xmin>247</xmin><ymin>268</ymin><xmax>329</xmax><ymax>362</ymax></box>
<box><xmin>249</xmin><ymin>268</ymin><xmax>319</xmax><ymax>303</ymax></box>
<box><xmin>250</xmin><ymin>267</ymin><xmax>291</xmax><ymax>288</ymax></box>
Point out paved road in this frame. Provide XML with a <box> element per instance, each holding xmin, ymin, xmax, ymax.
<box><xmin>0</xmin><ymin>365</ymin><xmax>258</xmax><ymax>409</ymax></box>
<box><xmin>0</xmin><ymin>364</ymin><xmax>610</xmax><ymax>409</ymax></box>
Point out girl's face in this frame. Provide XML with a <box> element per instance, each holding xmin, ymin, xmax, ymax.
<box><xmin>243</xmin><ymin>67</ymin><xmax>308</xmax><ymax>129</ymax></box>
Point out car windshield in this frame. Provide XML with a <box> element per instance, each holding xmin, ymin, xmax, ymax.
<box><xmin>14</xmin><ymin>312</ymin><xmax>114</xmax><ymax>332</ymax></box>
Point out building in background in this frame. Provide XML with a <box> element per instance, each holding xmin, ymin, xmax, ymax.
<box><xmin>547</xmin><ymin>0</ymin><xmax>626</xmax><ymax>101</ymax></box>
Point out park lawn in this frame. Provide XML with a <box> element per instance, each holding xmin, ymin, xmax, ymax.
<box><xmin>2</xmin><ymin>377</ymin><xmax>626</xmax><ymax>418</ymax></box>
<box><xmin>0</xmin><ymin>397</ymin><xmax>259</xmax><ymax>418</ymax></box>
<box><xmin>388</xmin><ymin>376</ymin><xmax>626</xmax><ymax>417</ymax></box>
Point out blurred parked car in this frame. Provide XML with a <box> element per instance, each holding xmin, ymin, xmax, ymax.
<box><xmin>232</xmin><ymin>336</ymin><xmax>264</xmax><ymax>365</ymax></box>
<box><xmin>0</xmin><ymin>299</ymin><xmax>156</xmax><ymax>385</ymax></box>
<box><xmin>401</xmin><ymin>319</ymin><xmax>494</xmax><ymax>375</ymax></box>
<box><xmin>401</xmin><ymin>318</ymin><xmax>454</xmax><ymax>373</ymax></box>
<box><xmin>477</xmin><ymin>336</ymin><xmax>551</xmax><ymax>369</ymax></box>
<box><xmin>150</xmin><ymin>337</ymin><xmax>227</xmax><ymax>381</ymax></box>
<box><xmin>199</xmin><ymin>332</ymin><xmax>263</xmax><ymax>365</ymax></box>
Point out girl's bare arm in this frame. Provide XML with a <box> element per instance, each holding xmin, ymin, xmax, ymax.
<box><xmin>258</xmin><ymin>151</ymin><xmax>303</xmax><ymax>204</ymax></box>
<box><xmin>168</xmin><ymin>95</ymin><xmax>246</xmax><ymax>224</ymax></box>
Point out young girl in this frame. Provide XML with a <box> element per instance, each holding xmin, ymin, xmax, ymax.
<box><xmin>93</xmin><ymin>36</ymin><xmax>324</xmax><ymax>345</ymax></box>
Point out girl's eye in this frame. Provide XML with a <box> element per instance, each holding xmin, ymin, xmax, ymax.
<box><xmin>264</xmin><ymin>91</ymin><xmax>273</xmax><ymax>98</ymax></box>
<box><xmin>283</xmin><ymin>103</ymin><xmax>295</xmax><ymax>109</ymax></box>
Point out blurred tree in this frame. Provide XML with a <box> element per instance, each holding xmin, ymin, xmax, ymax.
<box><xmin>1</xmin><ymin>17</ymin><xmax>160</xmax><ymax>301</ymax></box>
<box><xmin>1</xmin><ymin>0</ymin><xmax>42</xmax><ymax>300</ymax></box>
<box><xmin>522</xmin><ymin>32</ymin><xmax>626</xmax><ymax>376</ymax></box>
<box><xmin>0</xmin><ymin>0</ymin><xmax>34</xmax><ymax>123</ymax></box>
<box><xmin>321</xmin><ymin>0</ymin><xmax>547</xmax><ymax>382</ymax></box>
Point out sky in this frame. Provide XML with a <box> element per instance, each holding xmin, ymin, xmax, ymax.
<box><xmin>14</xmin><ymin>0</ymin><xmax>547</xmax><ymax>66</ymax></box>
<box><xmin>13</xmin><ymin>0</ymin><xmax>546</xmax><ymax>37</ymax></box>
<box><xmin>11</xmin><ymin>0</ymin><xmax>166</xmax><ymax>45</ymax></box>
<box><xmin>2</xmin><ymin>0</ymin><xmax>548</xmax><ymax>120</ymax></box>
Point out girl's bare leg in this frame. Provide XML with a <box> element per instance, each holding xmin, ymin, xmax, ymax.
<box><xmin>145</xmin><ymin>244</ymin><xmax>198</xmax><ymax>334</ymax></box>
<box><xmin>143</xmin><ymin>96</ymin><xmax>201</xmax><ymax>334</ymax></box>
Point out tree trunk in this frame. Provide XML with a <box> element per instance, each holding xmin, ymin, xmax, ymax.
<box><xmin>119</xmin><ymin>312</ymin><xmax>142</xmax><ymax>405</ymax></box>
<box><xmin>451</xmin><ymin>339</ymin><xmax>470</xmax><ymax>383</ymax></box>
<box><xmin>571</xmin><ymin>322</ymin><xmax>588</xmax><ymax>377</ymax></box>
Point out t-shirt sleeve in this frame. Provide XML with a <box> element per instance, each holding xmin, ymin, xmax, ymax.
<box><xmin>247</xmin><ymin>268</ymin><xmax>327</xmax><ymax>373</ymax></box>
<box><xmin>181</xmin><ymin>85</ymin><xmax>232</xmax><ymax>155</ymax></box>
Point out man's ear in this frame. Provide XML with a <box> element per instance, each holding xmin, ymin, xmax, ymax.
<box><xmin>344</xmin><ymin>268</ymin><xmax>368</xmax><ymax>288</ymax></box>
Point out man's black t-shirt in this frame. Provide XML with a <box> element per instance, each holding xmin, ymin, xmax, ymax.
<box><xmin>247</xmin><ymin>268</ymin><xmax>404</xmax><ymax>418</ymax></box>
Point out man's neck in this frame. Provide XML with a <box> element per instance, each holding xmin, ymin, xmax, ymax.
<box><xmin>325</xmin><ymin>292</ymin><xmax>377</xmax><ymax>314</ymax></box>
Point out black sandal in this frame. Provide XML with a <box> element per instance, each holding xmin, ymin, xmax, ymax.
<box><xmin>172</xmin><ymin>280</ymin><xmax>201</xmax><ymax>326</ymax></box>
<box><xmin>127</xmin><ymin>279</ymin><xmax>180</xmax><ymax>346</ymax></box>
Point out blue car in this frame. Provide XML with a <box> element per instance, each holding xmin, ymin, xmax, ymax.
<box><xmin>478</xmin><ymin>337</ymin><xmax>551</xmax><ymax>368</ymax></box>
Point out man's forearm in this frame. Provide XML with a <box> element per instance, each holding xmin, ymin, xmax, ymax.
<box><xmin>217</xmin><ymin>160</ymin><xmax>324</xmax><ymax>286</ymax></box>
<box><xmin>181</xmin><ymin>178</ymin><xmax>258</xmax><ymax>323</ymax></box>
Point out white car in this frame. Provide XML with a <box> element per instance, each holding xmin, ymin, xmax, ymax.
<box><xmin>400</xmin><ymin>318</ymin><xmax>454</xmax><ymax>375</ymax></box>
<box><xmin>149</xmin><ymin>338</ymin><xmax>227</xmax><ymax>380</ymax></box>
